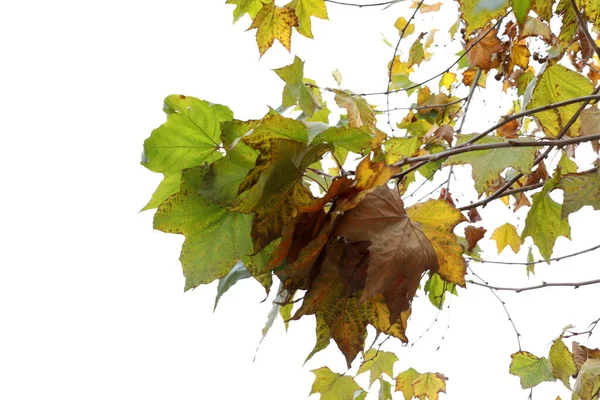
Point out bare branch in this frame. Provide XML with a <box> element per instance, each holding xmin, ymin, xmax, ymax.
<box><xmin>467</xmin><ymin>243</ymin><xmax>600</xmax><ymax>266</ymax></box>
<box><xmin>324</xmin><ymin>0</ymin><xmax>404</xmax><ymax>8</ymax></box>
<box><xmin>380</xmin><ymin>97</ymin><xmax>467</xmax><ymax>112</ymax></box>
<box><xmin>570</xmin><ymin>0</ymin><xmax>600</xmax><ymax>59</ymax></box>
<box><xmin>467</xmin><ymin>278</ymin><xmax>600</xmax><ymax>293</ymax></box>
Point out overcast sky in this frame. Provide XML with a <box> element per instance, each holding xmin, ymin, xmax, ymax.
<box><xmin>1</xmin><ymin>1</ymin><xmax>599</xmax><ymax>399</ymax></box>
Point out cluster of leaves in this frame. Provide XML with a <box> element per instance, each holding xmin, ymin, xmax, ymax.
<box><xmin>142</xmin><ymin>0</ymin><xmax>600</xmax><ymax>398</ymax></box>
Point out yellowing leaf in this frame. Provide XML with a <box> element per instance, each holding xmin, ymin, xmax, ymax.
<box><xmin>440</xmin><ymin>72</ymin><xmax>457</xmax><ymax>90</ymax></box>
<box><xmin>334</xmin><ymin>90</ymin><xmax>377</xmax><ymax>131</ymax></box>
<box><xmin>384</xmin><ymin>136</ymin><xmax>420</xmax><ymax>164</ymax></box>
<box><xmin>310</xmin><ymin>367</ymin><xmax>365</xmax><ymax>400</ymax></box>
<box><xmin>406</xmin><ymin>200</ymin><xmax>468</xmax><ymax>286</ymax></box>
<box><xmin>579</xmin><ymin>106</ymin><xmax>600</xmax><ymax>153</ymax></box>
<box><xmin>286</xmin><ymin>0</ymin><xmax>328</xmax><ymax>38</ymax></box>
<box><xmin>509</xmin><ymin>351</ymin><xmax>557</xmax><ymax>389</ymax></box>
<box><xmin>520</xmin><ymin>16</ymin><xmax>552</xmax><ymax>42</ymax></box>
<box><xmin>458</xmin><ymin>0</ymin><xmax>510</xmax><ymax>35</ymax></box>
<box><xmin>557</xmin><ymin>170</ymin><xmax>600</xmax><ymax>219</ymax></box>
<box><xmin>549</xmin><ymin>339</ymin><xmax>577</xmax><ymax>388</ymax></box>
<box><xmin>154</xmin><ymin>167</ymin><xmax>253</xmax><ymax>290</ymax></box>
<box><xmin>248</xmin><ymin>3</ymin><xmax>299</xmax><ymax>56</ymax></box>
<box><xmin>395</xmin><ymin>368</ymin><xmax>420</xmax><ymax>399</ymax></box>
<box><xmin>305</xmin><ymin>312</ymin><xmax>331</xmax><ymax>363</ymax></box>
<box><xmin>395</xmin><ymin>17</ymin><xmax>415</xmax><ymax>36</ymax></box>
<box><xmin>491</xmin><ymin>223</ymin><xmax>521</xmax><ymax>254</ymax></box>
<box><xmin>531</xmin><ymin>0</ymin><xmax>553</xmax><ymax>21</ymax></box>
<box><xmin>357</xmin><ymin>349</ymin><xmax>398</xmax><ymax>387</ymax></box>
<box><xmin>274</xmin><ymin>56</ymin><xmax>320</xmax><ymax>117</ymax></box>
<box><xmin>447</xmin><ymin>134</ymin><xmax>540</xmax><ymax>196</ymax></box>
<box><xmin>511</xmin><ymin>44</ymin><xmax>530</xmax><ymax>69</ymax></box>
<box><xmin>227</xmin><ymin>0</ymin><xmax>271</xmax><ymax>22</ymax></box>
<box><xmin>466</xmin><ymin>29</ymin><xmax>504</xmax><ymax>70</ymax></box>
<box><xmin>142</xmin><ymin>95</ymin><xmax>233</xmax><ymax>210</ymax></box>
<box><xmin>424</xmin><ymin>273</ymin><xmax>457</xmax><ymax>309</ymax></box>
<box><xmin>527</xmin><ymin>64</ymin><xmax>594</xmax><ymax>138</ymax></box>
<box><xmin>521</xmin><ymin>179</ymin><xmax>571</xmax><ymax>262</ymax></box>
<box><xmin>412</xmin><ymin>372</ymin><xmax>447</xmax><ymax>400</ymax></box>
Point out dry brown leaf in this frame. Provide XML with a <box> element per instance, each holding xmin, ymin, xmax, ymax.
<box><xmin>466</xmin><ymin>29</ymin><xmax>504</xmax><ymax>70</ymax></box>
<box><xmin>465</xmin><ymin>226</ymin><xmax>487</xmax><ymax>251</ymax></box>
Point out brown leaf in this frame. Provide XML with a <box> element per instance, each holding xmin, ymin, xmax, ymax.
<box><xmin>466</xmin><ymin>29</ymin><xmax>504</xmax><ymax>70</ymax></box>
<box><xmin>468</xmin><ymin>207</ymin><xmax>482</xmax><ymax>223</ymax></box>
<box><xmin>338</xmin><ymin>240</ymin><xmax>370</xmax><ymax>296</ymax></box>
<box><xmin>513</xmin><ymin>193</ymin><xmax>531</xmax><ymax>212</ymax></box>
<box><xmin>524</xmin><ymin>161</ymin><xmax>548</xmax><ymax>186</ymax></box>
<box><xmin>435</xmin><ymin>124</ymin><xmax>454</xmax><ymax>144</ymax></box>
<box><xmin>334</xmin><ymin>186</ymin><xmax>439</xmax><ymax>322</ymax></box>
<box><xmin>464</xmin><ymin>226</ymin><xmax>486</xmax><ymax>252</ymax></box>
<box><xmin>462</xmin><ymin>68</ymin><xmax>487</xmax><ymax>88</ymax></box>
<box><xmin>438</xmin><ymin>188</ymin><xmax>455</xmax><ymax>206</ymax></box>
<box><xmin>580</xmin><ymin>106</ymin><xmax>600</xmax><ymax>154</ymax></box>
<box><xmin>497</xmin><ymin>118</ymin><xmax>520</xmax><ymax>138</ymax></box>
<box><xmin>573</xmin><ymin>342</ymin><xmax>588</xmax><ymax>372</ymax></box>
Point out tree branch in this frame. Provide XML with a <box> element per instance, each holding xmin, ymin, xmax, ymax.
<box><xmin>467</xmin><ymin>243</ymin><xmax>600</xmax><ymax>266</ymax></box>
<box><xmin>324</xmin><ymin>0</ymin><xmax>404</xmax><ymax>8</ymax></box>
<box><xmin>570</xmin><ymin>0</ymin><xmax>600</xmax><ymax>59</ymax></box>
<box><xmin>466</xmin><ymin>278</ymin><xmax>600</xmax><ymax>293</ymax></box>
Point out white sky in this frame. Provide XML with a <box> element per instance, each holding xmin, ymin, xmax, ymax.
<box><xmin>1</xmin><ymin>1</ymin><xmax>599</xmax><ymax>399</ymax></box>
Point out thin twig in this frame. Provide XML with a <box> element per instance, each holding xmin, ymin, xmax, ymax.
<box><xmin>381</xmin><ymin>97</ymin><xmax>467</xmax><ymax>112</ymax></box>
<box><xmin>324</xmin><ymin>0</ymin><xmax>404</xmax><ymax>7</ymax></box>
<box><xmin>467</xmin><ymin>278</ymin><xmax>600</xmax><ymax>293</ymax></box>
<box><xmin>570</xmin><ymin>0</ymin><xmax>600</xmax><ymax>59</ymax></box>
<box><xmin>467</xmin><ymin>243</ymin><xmax>600</xmax><ymax>266</ymax></box>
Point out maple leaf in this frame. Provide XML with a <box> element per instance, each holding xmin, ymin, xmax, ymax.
<box><xmin>458</xmin><ymin>0</ymin><xmax>510</xmax><ymax>34</ymax></box>
<box><xmin>357</xmin><ymin>349</ymin><xmax>398</xmax><ymax>387</ymax></box>
<box><xmin>395</xmin><ymin>368</ymin><xmax>420</xmax><ymax>400</ymax></box>
<box><xmin>153</xmin><ymin>166</ymin><xmax>253</xmax><ymax>290</ymax></box>
<box><xmin>310</xmin><ymin>367</ymin><xmax>366</xmax><ymax>400</ymax></box>
<box><xmin>141</xmin><ymin>95</ymin><xmax>233</xmax><ymax>210</ymax></box>
<box><xmin>511</xmin><ymin>44</ymin><xmax>530</xmax><ymax>70</ymax></box>
<box><xmin>557</xmin><ymin>170</ymin><xmax>600</xmax><ymax>219</ymax></box>
<box><xmin>248</xmin><ymin>3</ymin><xmax>299</xmax><ymax>56</ymax></box>
<box><xmin>491</xmin><ymin>222</ymin><xmax>521</xmax><ymax>254</ymax></box>
<box><xmin>512</xmin><ymin>0</ymin><xmax>532</xmax><ymax>24</ymax></box>
<box><xmin>226</xmin><ymin>0</ymin><xmax>269</xmax><ymax>22</ymax></box>
<box><xmin>466</xmin><ymin>28</ymin><xmax>504</xmax><ymax>70</ymax></box>
<box><xmin>521</xmin><ymin>178</ymin><xmax>571</xmax><ymax>262</ymax></box>
<box><xmin>527</xmin><ymin>64</ymin><xmax>594</xmax><ymax>138</ymax></box>
<box><xmin>333</xmin><ymin>90</ymin><xmax>386</xmax><ymax>144</ymax></box>
<box><xmin>334</xmin><ymin>186</ymin><xmax>439</xmax><ymax>322</ymax></box>
<box><xmin>305</xmin><ymin>312</ymin><xmax>331</xmax><ymax>363</ymax></box>
<box><xmin>412</xmin><ymin>372</ymin><xmax>447</xmax><ymax>400</ymax></box>
<box><xmin>464</xmin><ymin>226</ymin><xmax>486</xmax><ymax>252</ymax></box>
<box><xmin>406</xmin><ymin>200</ymin><xmax>467</xmax><ymax>286</ymax></box>
<box><xmin>447</xmin><ymin>134</ymin><xmax>540</xmax><ymax>196</ymax></box>
<box><xmin>366</xmin><ymin>295</ymin><xmax>411</xmax><ymax>342</ymax></box>
<box><xmin>424</xmin><ymin>273</ymin><xmax>457</xmax><ymax>309</ymax></box>
<box><xmin>235</xmin><ymin>137</ymin><xmax>331</xmax><ymax>252</ymax></box>
<box><xmin>273</xmin><ymin>56</ymin><xmax>320</xmax><ymax>117</ymax></box>
<box><xmin>379</xmin><ymin>378</ymin><xmax>393</xmax><ymax>400</ymax></box>
<box><xmin>286</xmin><ymin>0</ymin><xmax>328</xmax><ymax>38</ymax></box>
<box><xmin>509</xmin><ymin>351</ymin><xmax>556</xmax><ymax>388</ymax></box>
<box><xmin>549</xmin><ymin>338</ymin><xmax>577</xmax><ymax>388</ymax></box>
<box><xmin>395</xmin><ymin>17</ymin><xmax>415</xmax><ymax>36</ymax></box>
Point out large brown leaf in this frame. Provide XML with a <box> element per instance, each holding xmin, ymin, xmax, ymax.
<box><xmin>334</xmin><ymin>186</ymin><xmax>439</xmax><ymax>323</ymax></box>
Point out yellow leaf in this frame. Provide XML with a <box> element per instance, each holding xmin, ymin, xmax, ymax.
<box><xmin>412</xmin><ymin>372</ymin><xmax>447</xmax><ymax>400</ymax></box>
<box><xmin>511</xmin><ymin>44</ymin><xmax>530</xmax><ymax>70</ymax></box>
<box><xmin>287</xmin><ymin>0</ymin><xmax>328</xmax><ymax>39</ymax></box>
<box><xmin>394</xmin><ymin>17</ymin><xmax>415</xmax><ymax>36</ymax></box>
<box><xmin>491</xmin><ymin>223</ymin><xmax>521</xmax><ymax>254</ymax></box>
<box><xmin>407</xmin><ymin>200</ymin><xmax>467</xmax><ymax>286</ymax></box>
<box><xmin>248</xmin><ymin>3</ymin><xmax>299</xmax><ymax>56</ymax></box>
<box><xmin>440</xmin><ymin>72</ymin><xmax>456</xmax><ymax>90</ymax></box>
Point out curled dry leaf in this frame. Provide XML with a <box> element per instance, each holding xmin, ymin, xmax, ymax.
<box><xmin>464</xmin><ymin>226</ymin><xmax>487</xmax><ymax>252</ymax></box>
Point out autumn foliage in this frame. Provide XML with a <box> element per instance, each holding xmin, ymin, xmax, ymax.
<box><xmin>142</xmin><ymin>0</ymin><xmax>600</xmax><ymax>398</ymax></box>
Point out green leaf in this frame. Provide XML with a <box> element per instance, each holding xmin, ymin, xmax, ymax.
<box><xmin>357</xmin><ymin>349</ymin><xmax>399</xmax><ymax>388</ymax></box>
<box><xmin>395</xmin><ymin>368</ymin><xmax>420</xmax><ymax>400</ymax></box>
<box><xmin>274</xmin><ymin>56</ymin><xmax>320</xmax><ymax>117</ymax></box>
<box><xmin>384</xmin><ymin>136</ymin><xmax>420</xmax><ymax>164</ymax></box>
<box><xmin>424</xmin><ymin>273</ymin><xmax>457</xmax><ymax>309</ymax></box>
<box><xmin>304</xmin><ymin>312</ymin><xmax>332</xmax><ymax>363</ymax></box>
<box><xmin>557</xmin><ymin>151</ymin><xmax>578</xmax><ymax>174</ymax></box>
<box><xmin>447</xmin><ymin>134</ymin><xmax>540</xmax><ymax>196</ymax></box>
<box><xmin>286</xmin><ymin>0</ymin><xmax>328</xmax><ymax>38</ymax></box>
<box><xmin>310</xmin><ymin>367</ymin><xmax>366</xmax><ymax>400</ymax></box>
<box><xmin>153</xmin><ymin>166</ymin><xmax>253</xmax><ymax>290</ymax></box>
<box><xmin>512</xmin><ymin>0</ymin><xmax>532</xmax><ymax>24</ymax></box>
<box><xmin>521</xmin><ymin>178</ymin><xmax>571</xmax><ymax>262</ymax></box>
<box><xmin>526</xmin><ymin>247</ymin><xmax>535</xmax><ymax>276</ymax></box>
<box><xmin>549</xmin><ymin>339</ymin><xmax>577</xmax><ymax>388</ymax></box>
<box><xmin>412</xmin><ymin>372</ymin><xmax>447</xmax><ymax>400</ymax></box>
<box><xmin>557</xmin><ymin>170</ymin><xmax>600</xmax><ymax>219</ymax></box>
<box><xmin>226</xmin><ymin>0</ymin><xmax>270</xmax><ymax>22</ymax></box>
<box><xmin>312</xmin><ymin>126</ymin><xmax>373</xmax><ymax>155</ymax></box>
<box><xmin>509</xmin><ymin>351</ymin><xmax>557</xmax><ymax>389</ymax></box>
<box><xmin>457</xmin><ymin>0</ymin><xmax>510</xmax><ymax>35</ymax></box>
<box><xmin>142</xmin><ymin>95</ymin><xmax>233</xmax><ymax>210</ymax></box>
<box><xmin>379</xmin><ymin>378</ymin><xmax>393</xmax><ymax>400</ymax></box>
<box><xmin>527</xmin><ymin>65</ymin><xmax>594</xmax><ymax>138</ymax></box>
<box><xmin>214</xmin><ymin>261</ymin><xmax>251</xmax><ymax>311</ymax></box>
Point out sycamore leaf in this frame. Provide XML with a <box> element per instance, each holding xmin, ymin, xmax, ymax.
<box><xmin>557</xmin><ymin>170</ymin><xmax>600</xmax><ymax>219</ymax></box>
<box><xmin>312</xmin><ymin>126</ymin><xmax>374</xmax><ymax>155</ymax></box>
<box><xmin>407</xmin><ymin>200</ymin><xmax>468</xmax><ymax>286</ymax></box>
<box><xmin>379</xmin><ymin>378</ymin><xmax>393</xmax><ymax>400</ymax></box>
<box><xmin>214</xmin><ymin>261</ymin><xmax>251</xmax><ymax>311</ymax></box>
<box><xmin>286</xmin><ymin>0</ymin><xmax>328</xmax><ymax>38</ymax></box>
<box><xmin>579</xmin><ymin>106</ymin><xmax>600</xmax><ymax>153</ymax></box>
<box><xmin>142</xmin><ymin>95</ymin><xmax>233</xmax><ymax>210</ymax></box>
<box><xmin>457</xmin><ymin>0</ymin><xmax>510</xmax><ymax>35</ymax></box>
<box><xmin>447</xmin><ymin>134</ymin><xmax>539</xmax><ymax>196</ymax></box>
<box><xmin>384</xmin><ymin>136</ymin><xmax>421</xmax><ymax>164</ymax></box>
<box><xmin>521</xmin><ymin>178</ymin><xmax>571</xmax><ymax>262</ymax></box>
<box><xmin>574</xmin><ymin>358</ymin><xmax>600</xmax><ymax>400</ymax></box>
<box><xmin>512</xmin><ymin>0</ymin><xmax>532</xmax><ymax>24</ymax></box>
<box><xmin>466</xmin><ymin>29</ymin><xmax>504</xmax><ymax>70</ymax></box>
<box><xmin>412</xmin><ymin>372</ymin><xmax>447</xmax><ymax>400</ymax></box>
<box><xmin>334</xmin><ymin>90</ymin><xmax>378</xmax><ymax>133</ymax></box>
<box><xmin>395</xmin><ymin>17</ymin><xmax>415</xmax><ymax>36</ymax></box>
<box><xmin>248</xmin><ymin>3</ymin><xmax>299</xmax><ymax>56</ymax></box>
<box><xmin>424</xmin><ymin>273</ymin><xmax>457</xmax><ymax>309</ymax></box>
<box><xmin>526</xmin><ymin>246</ymin><xmax>535</xmax><ymax>276</ymax></box>
<box><xmin>408</xmin><ymin>33</ymin><xmax>426</xmax><ymax>67</ymax></box>
<box><xmin>520</xmin><ymin>16</ymin><xmax>552</xmax><ymax>41</ymax></box>
<box><xmin>226</xmin><ymin>0</ymin><xmax>270</xmax><ymax>22</ymax></box>
<box><xmin>465</xmin><ymin>226</ymin><xmax>486</xmax><ymax>252</ymax></box>
<box><xmin>491</xmin><ymin>222</ymin><xmax>521</xmax><ymax>254</ymax></box>
<box><xmin>395</xmin><ymin>368</ymin><xmax>420</xmax><ymax>400</ymax></box>
<box><xmin>334</xmin><ymin>186</ymin><xmax>439</xmax><ymax>323</ymax></box>
<box><xmin>305</xmin><ymin>312</ymin><xmax>331</xmax><ymax>363</ymax></box>
<box><xmin>274</xmin><ymin>56</ymin><xmax>320</xmax><ymax>117</ymax></box>
<box><xmin>549</xmin><ymin>339</ymin><xmax>577</xmax><ymax>388</ymax></box>
<box><xmin>153</xmin><ymin>166</ymin><xmax>253</xmax><ymax>290</ymax></box>
<box><xmin>527</xmin><ymin>64</ymin><xmax>594</xmax><ymax>138</ymax></box>
<box><xmin>236</xmin><ymin>137</ymin><xmax>330</xmax><ymax>251</ymax></box>
<box><xmin>310</xmin><ymin>367</ymin><xmax>366</xmax><ymax>400</ymax></box>
<box><xmin>509</xmin><ymin>351</ymin><xmax>557</xmax><ymax>389</ymax></box>
<box><xmin>357</xmin><ymin>349</ymin><xmax>399</xmax><ymax>388</ymax></box>
<box><xmin>531</xmin><ymin>0</ymin><xmax>553</xmax><ymax>21</ymax></box>
<box><xmin>511</xmin><ymin>44</ymin><xmax>530</xmax><ymax>70</ymax></box>
<box><xmin>366</xmin><ymin>296</ymin><xmax>411</xmax><ymax>342</ymax></box>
